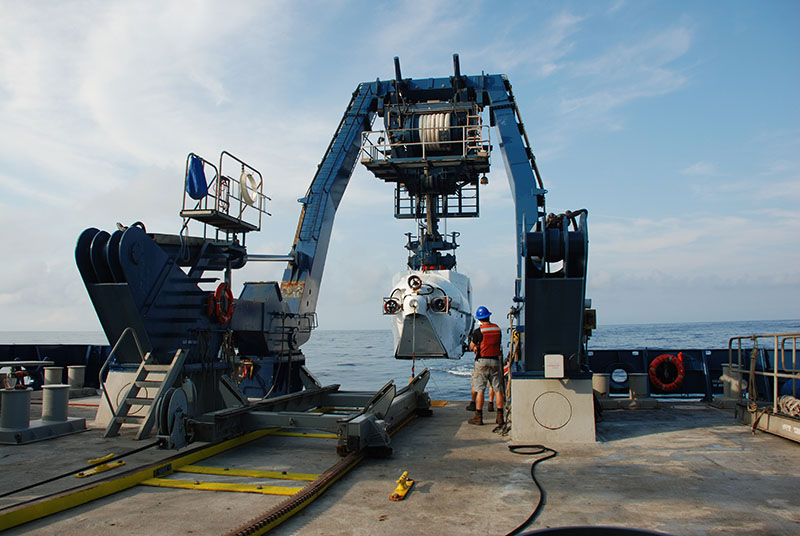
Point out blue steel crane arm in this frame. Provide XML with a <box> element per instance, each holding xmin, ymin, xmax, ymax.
<box><xmin>281</xmin><ymin>82</ymin><xmax>381</xmax><ymax>315</ymax></box>
<box><xmin>479</xmin><ymin>75</ymin><xmax>547</xmax><ymax>289</ymax></box>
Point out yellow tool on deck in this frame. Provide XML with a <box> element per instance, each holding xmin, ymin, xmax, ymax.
<box><xmin>389</xmin><ymin>471</ymin><xmax>414</xmax><ymax>501</ymax></box>
<box><xmin>75</xmin><ymin>455</ymin><xmax>126</xmax><ymax>478</ymax></box>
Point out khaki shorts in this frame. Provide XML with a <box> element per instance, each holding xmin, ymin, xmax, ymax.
<box><xmin>471</xmin><ymin>358</ymin><xmax>502</xmax><ymax>393</ymax></box>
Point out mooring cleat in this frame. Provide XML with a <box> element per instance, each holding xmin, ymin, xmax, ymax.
<box><xmin>389</xmin><ymin>471</ymin><xmax>415</xmax><ymax>501</ymax></box>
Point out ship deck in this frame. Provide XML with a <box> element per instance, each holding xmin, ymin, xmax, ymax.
<box><xmin>1</xmin><ymin>394</ymin><xmax>798</xmax><ymax>535</ymax></box>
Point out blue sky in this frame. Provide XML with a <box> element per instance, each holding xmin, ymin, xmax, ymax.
<box><xmin>0</xmin><ymin>0</ymin><xmax>797</xmax><ymax>333</ymax></box>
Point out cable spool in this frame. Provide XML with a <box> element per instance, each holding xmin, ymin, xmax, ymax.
<box><xmin>418</xmin><ymin>113</ymin><xmax>451</xmax><ymax>151</ymax></box>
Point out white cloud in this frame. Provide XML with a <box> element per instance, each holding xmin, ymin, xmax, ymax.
<box><xmin>680</xmin><ymin>161</ymin><xmax>718</xmax><ymax>176</ymax></box>
<box><xmin>0</xmin><ymin>2</ymin><xmax>795</xmax><ymax>335</ymax></box>
<box><xmin>560</xmin><ymin>25</ymin><xmax>691</xmax><ymax>116</ymax></box>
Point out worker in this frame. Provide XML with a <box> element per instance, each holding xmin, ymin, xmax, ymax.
<box><xmin>467</xmin><ymin>306</ymin><xmax>504</xmax><ymax>425</ymax></box>
<box><xmin>466</xmin><ymin>385</ymin><xmax>495</xmax><ymax>412</ymax></box>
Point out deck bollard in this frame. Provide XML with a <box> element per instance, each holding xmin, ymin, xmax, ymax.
<box><xmin>628</xmin><ymin>373</ymin><xmax>650</xmax><ymax>399</ymax></box>
<box><xmin>44</xmin><ymin>367</ymin><xmax>63</xmax><ymax>385</ymax></box>
<box><xmin>0</xmin><ymin>388</ymin><xmax>32</xmax><ymax>429</ymax></box>
<box><xmin>592</xmin><ymin>373</ymin><xmax>610</xmax><ymax>398</ymax></box>
<box><xmin>42</xmin><ymin>384</ymin><xmax>70</xmax><ymax>422</ymax></box>
<box><xmin>68</xmin><ymin>365</ymin><xmax>86</xmax><ymax>389</ymax></box>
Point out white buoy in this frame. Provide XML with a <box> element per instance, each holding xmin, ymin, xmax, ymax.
<box><xmin>42</xmin><ymin>384</ymin><xmax>70</xmax><ymax>422</ymax></box>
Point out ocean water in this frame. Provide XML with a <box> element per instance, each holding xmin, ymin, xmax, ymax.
<box><xmin>2</xmin><ymin>319</ymin><xmax>798</xmax><ymax>401</ymax></box>
<box><xmin>303</xmin><ymin>319</ymin><xmax>800</xmax><ymax>400</ymax></box>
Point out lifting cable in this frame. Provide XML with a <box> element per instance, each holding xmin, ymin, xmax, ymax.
<box><xmin>0</xmin><ymin>440</ymin><xmax>159</xmax><ymax>499</ymax></box>
<box><xmin>505</xmin><ymin>444</ymin><xmax>558</xmax><ymax>536</ymax></box>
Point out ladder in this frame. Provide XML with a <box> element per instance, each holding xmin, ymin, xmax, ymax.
<box><xmin>104</xmin><ymin>349</ymin><xmax>187</xmax><ymax>440</ymax></box>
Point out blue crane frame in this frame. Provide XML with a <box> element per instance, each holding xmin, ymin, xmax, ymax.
<box><xmin>75</xmin><ymin>59</ymin><xmax>590</xmax><ymax>410</ymax></box>
<box><xmin>282</xmin><ymin>65</ymin><xmax>587</xmax><ymax>376</ymax></box>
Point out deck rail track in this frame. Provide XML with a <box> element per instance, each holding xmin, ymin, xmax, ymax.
<box><xmin>0</xmin><ymin>415</ymin><xmax>419</xmax><ymax>534</ymax></box>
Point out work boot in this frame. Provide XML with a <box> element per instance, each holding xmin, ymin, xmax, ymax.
<box><xmin>488</xmin><ymin>402</ymin><xmax>494</xmax><ymax>412</ymax></box>
<box><xmin>468</xmin><ymin>411</ymin><xmax>483</xmax><ymax>425</ymax></box>
<box><xmin>465</xmin><ymin>401</ymin><xmax>476</xmax><ymax>411</ymax></box>
<box><xmin>496</xmin><ymin>410</ymin><xmax>504</xmax><ymax>425</ymax></box>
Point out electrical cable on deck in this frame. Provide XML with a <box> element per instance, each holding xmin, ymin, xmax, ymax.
<box><xmin>0</xmin><ymin>441</ymin><xmax>159</xmax><ymax>499</ymax></box>
<box><xmin>505</xmin><ymin>444</ymin><xmax>558</xmax><ymax>536</ymax></box>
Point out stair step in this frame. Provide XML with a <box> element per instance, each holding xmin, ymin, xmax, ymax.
<box><xmin>115</xmin><ymin>415</ymin><xmax>145</xmax><ymax>423</ymax></box>
<box><xmin>144</xmin><ymin>364</ymin><xmax>172</xmax><ymax>372</ymax></box>
<box><xmin>127</xmin><ymin>397</ymin><xmax>154</xmax><ymax>405</ymax></box>
<box><xmin>135</xmin><ymin>380</ymin><xmax>162</xmax><ymax>388</ymax></box>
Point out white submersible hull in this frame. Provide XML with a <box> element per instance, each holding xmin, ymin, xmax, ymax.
<box><xmin>383</xmin><ymin>270</ymin><xmax>472</xmax><ymax>359</ymax></box>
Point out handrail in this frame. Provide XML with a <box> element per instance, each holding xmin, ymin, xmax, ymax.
<box><xmin>181</xmin><ymin>151</ymin><xmax>270</xmax><ymax>237</ymax></box>
<box><xmin>360</xmin><ymin>123</ymin><xmax>491</xmax><ymax>164</ymax></box>
<box><xmin>728</xmin><ymin>332</ymin><xmax>800</xmax><ymax>413</ymax></box>
<box><xmin>99</xmin><ymin>327</ymin><xmax>146</xmax><ymax>414</ymax></box>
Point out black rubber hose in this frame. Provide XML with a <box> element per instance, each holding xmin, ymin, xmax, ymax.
<box><xmin>0</xmin><ymin>441</ymin><xmax>159</xmax><ymax>498</ymax></box>
<box><xmin>505</xmin><ymin>444</ymin><xmax>558</xmax><ymax>536</ymax></box>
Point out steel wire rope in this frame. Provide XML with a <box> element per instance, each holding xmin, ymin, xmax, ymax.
<box><xmin>779</xmin><ymin>395</ymin><xmax>800</xmax><ymax>417</ymax></box>
<box><xmin>419</xmin><ymin>358</ymin><xmax>445</xmax><ymax>400</ymax></box>
<box><xmin>0</xmin><ymin>441</ymin><xmax>160</xmax><ymax>499</ymax></box>
<box><xmin>505</xmin><ymin>444</ymin><xmax>558</xmax><ymax>536</ymax></box>
<box><xmin>411</xmin><ymin>310</ymin><xmax>416</xmax><ymax>378</ymax></box>
<box><xmin>260</xmin><ymin>314</ymin><xmax>287</xmax><ymax>400</ymax></box>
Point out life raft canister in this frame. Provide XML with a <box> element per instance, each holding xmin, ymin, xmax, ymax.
<box><xmin>207</xmin><ymin>282</ymin><xmax>235</xmax><ymax>324</ymax></box>
<box><xmin>648</xmin><ymin>352</ymin><xmax>686</xmax><ymax>392</ymax></box>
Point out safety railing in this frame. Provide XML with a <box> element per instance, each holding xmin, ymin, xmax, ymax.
<box><xmin>360</xmin><ymin>121</ymin><xmax>491</xmax><ymax>164</ymax></box>
<box><xmin>99</xmin><ymin>327</ymin><xmax>146</xmax><ymax>414</ymax></box>
<box><xmin>728</xmin><ymin>332</ymin><xmax>800</xmax><ymax>414</ymax></box>
<box><xmin>394</xmin><ymin>183</ymin><xmax>478</xmax><ymax>219</ymax></box>
<box><xmin>181</xmin><ymin>151</ymin><xmax>270</xmax><ymax>235</ymax></box>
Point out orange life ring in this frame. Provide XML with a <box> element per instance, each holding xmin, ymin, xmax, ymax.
<box><xmin>648</xmin><ymin>352</ymin><xmax>685</xmax><ymax>392</ymax></box>
<box><xmin>207</xmin><ymin>282</ymin><xmax>235</xmax><ymax>324</ymax></box>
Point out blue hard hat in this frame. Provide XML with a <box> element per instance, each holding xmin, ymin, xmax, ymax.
<box><xmin>475</xmin><ymin>306</ymin><xmax>491</xmax><ymax>320</ymax></box>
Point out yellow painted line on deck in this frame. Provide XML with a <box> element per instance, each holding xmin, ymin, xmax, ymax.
<box><xmin>431</xmin><ymin>400</ymin><xmax>448</xmax><ymax>407</ymax></box>
<box><xmin>0</xmin><ymin>428</ymin><xmax>279</xmax><ymax>532</ymax></box>
<box><xmin>178</xmin><ymin>465</ymin><xmax>319</xmax><ymax>481</ymax></box>
<box><xmin>140</xmin><ymin>478</ymin><xmax>302</xmax><ymax>496</ymax></box>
